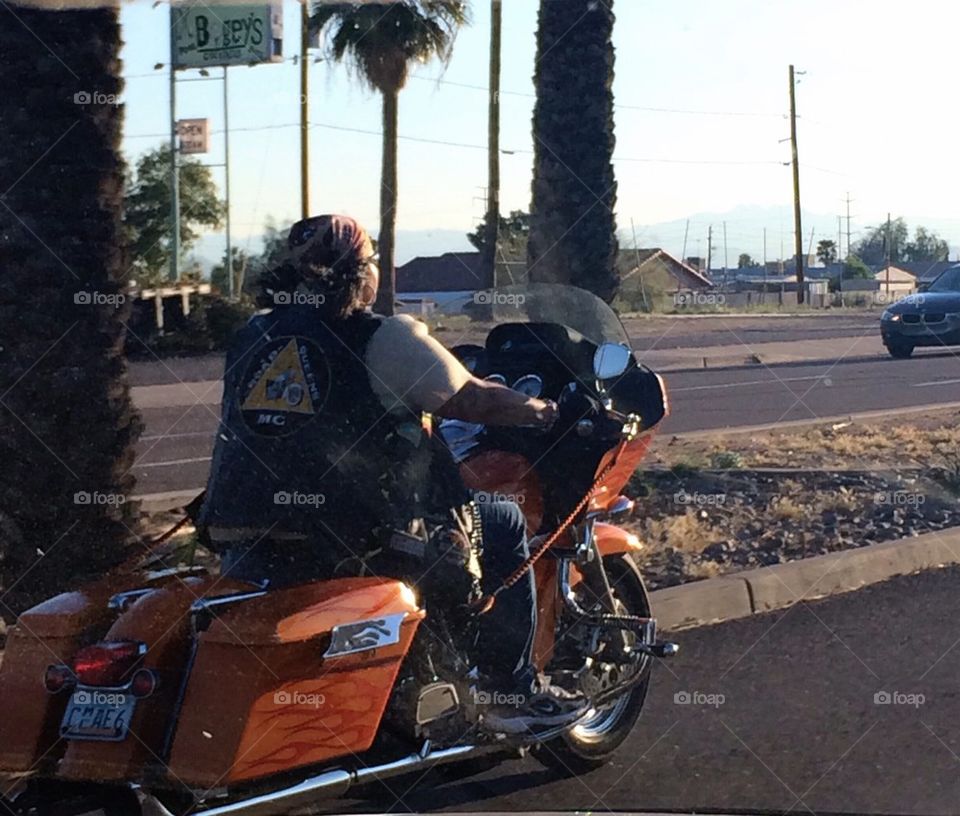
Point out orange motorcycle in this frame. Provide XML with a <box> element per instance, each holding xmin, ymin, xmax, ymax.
<box><xmin>0</xmin><ymin>284</ymin><xmax>675</xmax><ymax>816</ymax></box>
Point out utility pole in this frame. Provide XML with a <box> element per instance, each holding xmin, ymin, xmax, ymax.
<box><xmin>168</xmin><ymin>23</ymin><xmax>180</xmax><ymax>283</ymax></box>
<box><xmin>481</xmin><ymin>0</ymin><xmax>502</xmax><ymax>294</ymax></box>
<box><xmin>789</xmin><ymin>65</ymin><xmax>804</xmax><ymax>304</ymax></box>
<box><xmin>885</xmin><ymin>211</ymin><xmax>892</xmax><ymax>298</ymax></box>
<box><xmin>845</xmin><ymin>192</ymin><xmax>853</xmax><ymax>261</ymax></box>
<box><xmin>723</xmin><ymin>221</ymin><xmax>728</xmax><ymax>278</ymax></box>
<box><xmin>837</xmin><ymin>215</ymin><xmax>842</xmax><ymax>265</ymax></box>
<box><xmin>300</xmin><ymin>0</ymin><xmax>310</xmax><ymax>219</ymax></box>
<box><xmin>762</xmin><ymin>227</ymin><xmax>768</xmax><ymax>304</ymax></box>
<box><xmin>630</xmin><ymin>219</ymin><xmax>649</xmax><ymax>311</ymax></box>
<box><xmin>681</xmin><ymin>218</ymin><xmax>689</xmax><ymax>263</ymax></box>
<box><xmin>224</xmin><ymin>66</ymin><xmax>233</xmax><ymax>299</ymax></box>
<box><xmin>837</xmin><ymin>215</ymin><xmax>843</xmax><ymax>304</ymax></box>
<box><xmin>706</xmin><ymin>225</ymin><xmax>713</xmax><ymax>280</ymax></box>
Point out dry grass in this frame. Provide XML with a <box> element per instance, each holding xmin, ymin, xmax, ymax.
<box><xmin>651</xmin><ymin>408</ymin><xmax>960</xmax><ymax>472</ymax></box>
<box><xmin>636</xmin><ymin>509</ymin><xmax>726</xmax><ymax>554</ymax></box>
<box><xmin>768</xmin><ymin>495</ymin><xmax>805</xmax><ymax>521</ymax></box>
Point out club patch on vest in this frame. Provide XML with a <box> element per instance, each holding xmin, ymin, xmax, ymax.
<box><xmin>239</xmin><ymin>336</ymin><xmax>331</xmax><ymax>436</ymax></box>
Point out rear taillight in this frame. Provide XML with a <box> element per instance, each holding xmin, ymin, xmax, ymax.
<box><xmin>71</xmin><ymin>640</ymin><xmax>146</xmax><ymax>687</ymax></box>
<box><xmin>44</xmin><ymin>664</ymin><xmax>76</xmax><ymax>694</ymax></box>
<box><xmin>130</xmin><ymin>668</ymin><xmax>159</xmax><ymax>698</ymax></box>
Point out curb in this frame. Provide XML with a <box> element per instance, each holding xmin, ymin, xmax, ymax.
<box><xmin>652</xmin><ymin>526</ymin><xmax>960</xmax><ymax>631</ymax></box>
<box><xmin>666</xmin><ymin>400</ymin><xmax>960</xmax><ymax>440</ymax></box>
<box><xmin>133</xmin><ymin>490</ymin><xmax>203</xmax><ymax>514</ymax></box>
<box><xmin>648</xmin><ymin>351</ymin><xmax>880</xmax><ymax>374</ymax></box>
<box><xmin>647</xmin><ymin>345</ymin><xmax>958</xmax><ymax>375</ymax></box>
<box><xmin>622</xmin><ymin>311</ymin><xmax>879</xmax><ymax>321</ymax></box>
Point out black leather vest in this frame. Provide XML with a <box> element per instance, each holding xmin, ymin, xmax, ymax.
<box><xmin>199</xmin><ymin>307</ymin><xmax>470</xmax><ymax>551</ymax></box>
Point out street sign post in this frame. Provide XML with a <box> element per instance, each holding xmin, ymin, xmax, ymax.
<box><xmin>177</xmin><ymin>118</ymin><xmax>209</xmax><ymax>155</ymax></box>
<box><xmin>171</xmin><ymin>3</ymin><xmax>283</xmax><ymax>68</ymax></box>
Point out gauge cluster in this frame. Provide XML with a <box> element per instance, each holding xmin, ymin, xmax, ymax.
<box><xmin>483</xmin><ymin>372</ymin><xmax>545</xmax><ymax>398</ymax></box>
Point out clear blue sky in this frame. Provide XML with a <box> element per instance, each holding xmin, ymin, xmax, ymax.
<box><xmin>119</xmin><ymin>0</ymin><xmax>960</xmax><ymax>265</ymax></box>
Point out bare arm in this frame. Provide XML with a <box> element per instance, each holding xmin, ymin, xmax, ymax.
<box><xmin>434</xmin><ymin>377</ymin><xmax>557</xmax><ymax>428</ymax></box>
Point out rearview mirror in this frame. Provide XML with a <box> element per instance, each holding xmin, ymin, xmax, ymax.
<box><xmin>593</xmin><ymin>343</ymin><xmax>632</xmax><ymax>380</ymax></box>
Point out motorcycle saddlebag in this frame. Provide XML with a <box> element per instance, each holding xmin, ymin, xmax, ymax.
<box><xmin>165</xmin><ymin>576</ymin><xmax>423</xmax><ymax>789</ymax></box>
<box><xmin>0</xmin><ymin>585</ymin><xmax>121</xmax><ymax>774</ymax></box>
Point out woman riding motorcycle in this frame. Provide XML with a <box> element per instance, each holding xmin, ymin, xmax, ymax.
<box><xmin>198</xmin><ymin>214</ymin><xmax>587</xmax><ymax>734</ymax></box>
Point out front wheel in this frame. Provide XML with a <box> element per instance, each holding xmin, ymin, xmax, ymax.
<box><xmin>533</xmin><ymin>555</ymin><xmax>652</xmax><ymax>775</ymax></box>
<box><xmin>886</xmin><ymin>341</ymin><xmax>914</xmax><ymax>359</ymax></box>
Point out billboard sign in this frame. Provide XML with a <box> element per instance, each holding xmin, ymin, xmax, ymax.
<box><xmin>177</xmin><ymin>119</ymin><xmax>209</xmax><ymax>154</ymax></box>
<box><xmin>172</xmin><ymin>3</ymin><xmax>283</xmax><ymax>68</ymax></box>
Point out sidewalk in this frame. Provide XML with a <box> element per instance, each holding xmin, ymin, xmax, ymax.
<box><xmin>639</xmin><ymin>333</ymin><xmax>885</xmax><ymax>372</ymax></box>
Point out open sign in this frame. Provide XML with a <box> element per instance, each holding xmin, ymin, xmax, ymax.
<box><xmin>177</xmin><ymin>118</ymin><xmax>209</xmax><ymax>155</ymax></box>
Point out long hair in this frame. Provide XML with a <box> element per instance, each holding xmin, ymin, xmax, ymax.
<box><xmin>256</xmin><ymin>215</ymin><xmax>374</xmax><ymax>319</ymax></box>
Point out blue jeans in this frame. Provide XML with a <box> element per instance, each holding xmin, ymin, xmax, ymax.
<box><xmin>476</xmin><ymin>499</ymin><xmax>538</xmax><ymax>694</ymax></box>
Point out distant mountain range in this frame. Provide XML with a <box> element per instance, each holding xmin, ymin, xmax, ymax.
<box><xmin>186</xmin><ymin>204</ymin><xmax>959</xmax><ymax>275</ymax></box>
<box><xmin>624</xmin><ymin>204</ymin><xmax>960</xmax><ymax>267</ymax></box>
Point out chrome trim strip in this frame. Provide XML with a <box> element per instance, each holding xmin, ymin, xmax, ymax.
<box><xmin>196</xmin><ymin>745</ymin><xmax>482</xmax><ymax>816</ymax></box>
<box><xmin>322</xmin><ymin>611</ymin><xmax>406</xmax><ymax>658</ymax></box>
<box><xmin>107</xmin><ymin>588</ymin><xmax>154</xmax><ymax>612</ymax></box>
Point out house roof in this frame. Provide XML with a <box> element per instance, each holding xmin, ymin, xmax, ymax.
<box><xmin>883</xmin><ymin>261</ymin><xmax>955</xmax><ymax>282</ymax></box>
<box><xmin>396</xmin><ymin>252</ymin><xmax>485</xmax><ymax>293</ymax></box>
<box><xmin>399</xmin><ymin>247</ymin><xmax>714</xmax><ymax>293</ymax></box>
<box><xmin>619</xmin><ymin>248</ymin><xmax>713</xmax><ymax>289</ymax></box>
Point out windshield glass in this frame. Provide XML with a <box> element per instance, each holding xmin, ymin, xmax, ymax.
<box><xmin>929</xmin><ymin>266</ymin><xmax>960</xmax><ymax>292</ymax></box>
<box><xmin>441</xmin><ymin>282</ymin><xmax>630</xmax><ymax>348</ymax></box>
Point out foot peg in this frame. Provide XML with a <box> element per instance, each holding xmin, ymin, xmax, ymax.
<box><xmin>650</xmin><ymin>641</ymin><xmax>679</xmax><ymax>658</ymax></box>
<box><xmin>635</xmin><ymin>641</ymin><xmax>679</xmax><ymax>659</ymax></box>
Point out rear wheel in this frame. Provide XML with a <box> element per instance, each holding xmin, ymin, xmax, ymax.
<box><xmin>2</xmin><ymin>784</ymin><xmax>141</xmax><ymax>816</ymax></box>
<box><xmin>533</xmin><ymin>555</ymin><xmax>652</xmax><ymax>775</ymax></box>
<box><xmin>886</xmin><ymin>341</ymin><xmax>914</xmax><ymax>359</ymax></box>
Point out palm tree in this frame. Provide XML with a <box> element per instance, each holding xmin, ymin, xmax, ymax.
<box><xmin>312</xmin><ymin>0</ymin><xmax>470</xmax><ymax>315</ymax></box>
<box><xmin>0</xmin><ymin>7</ymin><xmax>142</xmax><ymax>614</ymax></box>
<box><xmin>527</xmin><ymin>0</ymin><xmax>619</xmax><ymax>302</ymax></box>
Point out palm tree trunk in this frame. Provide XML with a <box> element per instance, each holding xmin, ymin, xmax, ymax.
<box><xmin>0</xmin><ymin>7</ymin><xmax>142</xmax><ymax>615</ymax></box>
<box><xmin>528</xmin><ymin>0</ymin><xmax>619</xmax><ymax>302</ymax></box>
<box><xmin>375</xmin><ymin>89</ymin><xmax>399</xmax><ymax>316</ymax></box>
<box><xmin>481</xmin><ymin>0</ymin><xmax>503</xmax><ymax>296</ymax></box>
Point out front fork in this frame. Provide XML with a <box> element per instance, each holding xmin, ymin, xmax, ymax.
<box><xmin>558</xmin><ymin>517</ymin><xmax>678</xmax><ymax>661</ymax></box>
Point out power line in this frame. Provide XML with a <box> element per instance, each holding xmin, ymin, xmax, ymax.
<box><xmin>407</xmin><ymin>74</ymin><xmax>787</xmax><ymax>118</ymax></box>
<box><xmin>126</xmin><ymin>119</ymin><xmax>786</xmax><ymax>167</ymax></box>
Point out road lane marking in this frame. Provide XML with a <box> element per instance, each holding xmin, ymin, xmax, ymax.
<box><xmin>141</xmin><ymin>431</ymin><xmax>214</xmax><ymax>441</ymax></box>
<box><xmin>136</xmin><ymin>457</ymin><xmax>212</xmax><ymax>468</ymax></box>
<box><xmin>670</xmin><ymin>374</ymin><xmax>829</xmax><ymax>393</ymax></box>
<box><xmin>914</xmin><ymin>378</ymin><xmax>960</xmax><ymax>387</ymax></box>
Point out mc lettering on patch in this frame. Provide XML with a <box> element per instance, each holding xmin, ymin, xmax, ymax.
<box><xmin>239</xmin><ymin>336</ymin><xmax>331</xmax><ymax>436</ymax></box>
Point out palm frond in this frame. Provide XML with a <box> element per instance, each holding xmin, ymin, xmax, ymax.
<box><xmin>310</xmin><ymin>0</ymin><xmax>470</xmax><ymax>93</ymax></box>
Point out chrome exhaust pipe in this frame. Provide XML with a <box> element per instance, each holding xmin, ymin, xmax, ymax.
<box><xmin>193</xmin><ymin>744</ymin><xmax>481</xmax><ymax>816</ymax></box>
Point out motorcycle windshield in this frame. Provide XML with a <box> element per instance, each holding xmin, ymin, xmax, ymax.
<box><xmin>441</xmin><ymin>283</ymin><xmax>630</xmax><ymax>348</ymax></box>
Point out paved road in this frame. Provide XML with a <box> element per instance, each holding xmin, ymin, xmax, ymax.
<box><xmin>129</xmin><ymin>347</ymin><xmax>960</xmax><ymax>497</ymax></box>
<box><xmin>330</xmin><ymin>566</ymin><xmax>960</xmax><ymax>815</ymax></box>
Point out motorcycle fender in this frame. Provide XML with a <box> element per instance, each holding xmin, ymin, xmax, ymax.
<box><xmin>567</xmin><ymin>523</ymin><xmax>643</xmax><ymax>590</ymax></box>
<box><xmin>0</xmin><ymin>572</ymin><xmax>151</xmax><ymax>775</ymax></box>
<box><xmin>56</xmin><ymin>576</ymin><xmax>254</xmax><ymax>783</ymax></box>
<box><xmin>594</xmin><ymin>522</ymin><xmax>643</xmax><ymax>557</ymax></box>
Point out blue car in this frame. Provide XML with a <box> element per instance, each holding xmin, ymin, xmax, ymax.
<box><xmin>880</xmin><ymin>264</ymin><xmax>960</xmax><ymax>358</ymax></box>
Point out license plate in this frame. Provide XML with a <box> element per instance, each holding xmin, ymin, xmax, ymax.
<box><xmin>60</xmin><ymin>688</ymin><xmax>137</xmax><ymax>742</ymax></box>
